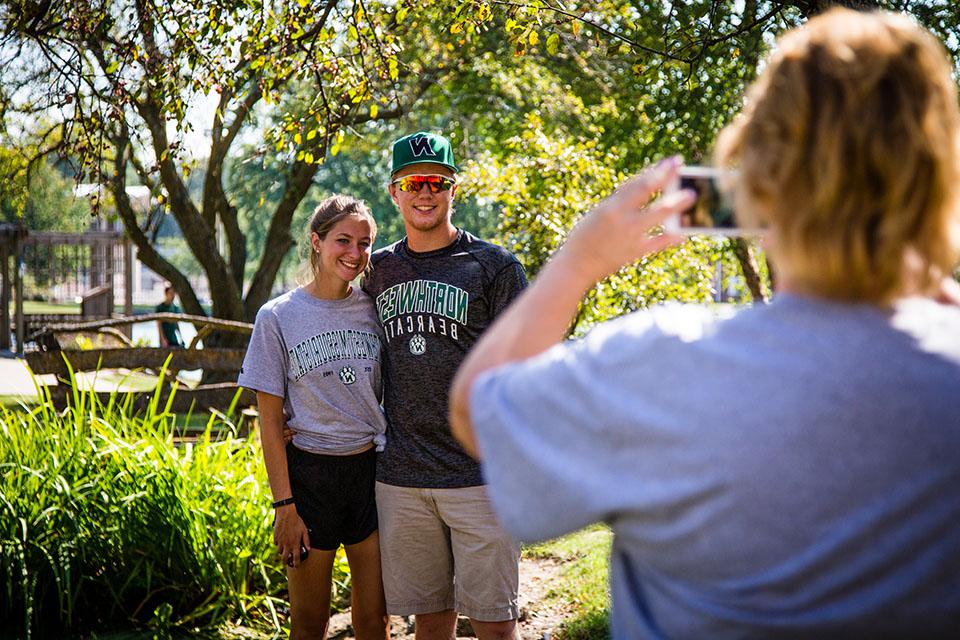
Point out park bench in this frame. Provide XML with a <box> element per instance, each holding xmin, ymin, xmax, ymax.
<box><xmin>24</xmin><ymin>313</ymin><xmax>256</xmax><ymax>417</ymax></box>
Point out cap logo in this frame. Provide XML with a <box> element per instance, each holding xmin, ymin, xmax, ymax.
<box><xmin>409</xmin><ymin>137</ymin><xmax>437</xmax><ymax>158</ymax></box>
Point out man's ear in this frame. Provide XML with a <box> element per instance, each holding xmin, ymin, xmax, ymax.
<box><xmin>389</xmin><ymin>184</ymin><xmax>400</xmax><ymax>206</ymax></box>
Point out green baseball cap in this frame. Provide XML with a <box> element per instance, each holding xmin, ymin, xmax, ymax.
<box><xmin>391</xmin><ymin>131</ymin><xmax>459</xmax><ymax>175</ymax></box>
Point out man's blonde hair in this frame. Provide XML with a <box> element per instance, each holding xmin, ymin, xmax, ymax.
<box><xmin>715</xmin><ymin>9</ymin><xmax>960</xmax><ymax>302</ymax></box>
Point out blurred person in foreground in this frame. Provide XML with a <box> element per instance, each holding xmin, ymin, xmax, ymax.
<box><xmin>450</xmin><ymin>9</ymin><xmax>960</xmax><ymax>639</ymax></box>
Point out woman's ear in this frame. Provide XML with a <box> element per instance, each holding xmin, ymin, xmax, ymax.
<box><xmin>310</xmin><ymin>231</ymin><xmax>322</xmax><ymax>254</ymax></box>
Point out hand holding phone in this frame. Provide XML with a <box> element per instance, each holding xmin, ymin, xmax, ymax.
<box><xmin>286</xmin><ymin>543</ymin><xmax>309</xmax><ymax>567</ymax></box>
<box><xmin>665</xmin><ymin>167</ymin><xmax>763</xmax><ymax>237</ymax></box>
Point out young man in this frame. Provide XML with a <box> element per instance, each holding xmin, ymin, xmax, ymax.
<box><xmin>363</xmin><ymin>131</ymin><xmax>527</xmax><ymax>640</ymax></box>
<box><xmin>156</xmin><ymin>283</ymin><xmax>184</xmax><ymax>348</ymax></box>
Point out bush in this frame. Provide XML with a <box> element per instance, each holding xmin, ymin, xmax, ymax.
<box><xmin>0</xmin><ymin>375</ymin><xmax>347</xmax><ymax>638</ymax></box>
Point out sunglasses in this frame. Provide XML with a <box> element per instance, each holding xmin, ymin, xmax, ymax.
<box><xmin>391</xmin><ymin>174</ymin><xmax>457</xmax><ymax>193</ymax></box>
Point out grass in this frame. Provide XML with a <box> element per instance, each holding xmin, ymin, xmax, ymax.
<box><xmin>525</xmin><ymin>525</ymin><xmax>613</xmax><ymax>640</ymax></box>
<box><xmin>22</xmin><ymin>300</ymin><xmax>81</xmax><ymax>315</ymax></box>
<box><xmin>0</xmin><ymin>371</ymin><xmax>349</xmax><ymax>639</ymax></box>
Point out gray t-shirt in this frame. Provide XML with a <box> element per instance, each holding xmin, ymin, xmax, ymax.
<box><xmin>471</xmin><ymin>293</ymin><xmax>960</xmax><ymax>638</ymax></box>
<box><xmin>239</xmin><ymin>287</ymin><xmax>387</xmax><ymax>455</ymax></box>
<box><xmin>363</xmin><ymin>230</ymin><xmax>527</xmax><ymax>487</ymax></box>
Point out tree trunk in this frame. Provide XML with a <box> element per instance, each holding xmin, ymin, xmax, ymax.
<box><xmin>730</xmin><ymin>0</ymin><xmax>771</xmax><ymax>302</ymax></box>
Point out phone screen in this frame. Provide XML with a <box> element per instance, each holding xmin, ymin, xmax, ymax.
<box><xmin>667</xmin><ymin>167</ymin><xmax>761</xmax><ymax>237</ymax></box>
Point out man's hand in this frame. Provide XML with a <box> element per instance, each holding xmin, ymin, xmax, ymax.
<box><xmin>282</xmin><ymin>424</ymin><xmax>294</xmax><ymax>444</ymax></box>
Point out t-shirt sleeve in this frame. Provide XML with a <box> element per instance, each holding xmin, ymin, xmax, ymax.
<box><xmin>489</xmin><ymin>260</ymin><xmax>528</xmax><ymax>317</ymax></box>
<box><xmin>237</xmin><ymin>306</ymin><xmax>287</xmax><ymax>398</ymax></box>
<box><xmin>470</xmin><ymin>313</ymin><xmax>665</xmax><ymax>542</ymax></box>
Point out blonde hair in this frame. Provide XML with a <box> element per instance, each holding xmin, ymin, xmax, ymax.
<box><xmin>299</xmin><ymin>195</ymin><xmax>377</xmax><ymax>284</ymax></box>
<box><xmin>715</xmin><ymin>9</ymin><xmax>960</xmax><ymax>302</ymax></box>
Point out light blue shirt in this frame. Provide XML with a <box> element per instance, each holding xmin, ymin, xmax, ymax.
<box><xmin>471</xmin><ymin>294</ymin><xmax>960</xmax><ymax>638</ymax></box>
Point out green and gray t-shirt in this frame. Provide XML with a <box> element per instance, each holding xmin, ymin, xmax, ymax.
<box><xmin>238</xmin><ymin>287</ymin><xmax>387</xmax><ymax>455</ymax></box>
<box><xmin>363</xmin><ymin>229</ymin><xmax>527</xmax><ymax>488</ymax></box>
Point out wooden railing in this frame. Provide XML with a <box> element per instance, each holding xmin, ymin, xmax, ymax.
<box><xmin>25</xmin><ymin>313</ymin><xmax>256</xmax><ymax>414</ymax></box>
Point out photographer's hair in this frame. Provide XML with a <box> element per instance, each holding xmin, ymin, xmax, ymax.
<box><xmin>715</xmin><ymin>8</ymin><xmax>960</xmax><ymax>303</ymax></box>
<box><xmin>299</xmin><ymin>194</ymin><xmax>377</xmax><ymax>284</ymax></box>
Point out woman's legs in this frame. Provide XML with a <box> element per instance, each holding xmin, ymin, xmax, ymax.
<box><xmin>287</xmin><ymin>548</ymin><xmax>336</xmax><ymax>640</ymax></box>
<box><xmin>344</xmin><ymin>531</ymin><xmax>389</xmax><ymax>640</ymax></box>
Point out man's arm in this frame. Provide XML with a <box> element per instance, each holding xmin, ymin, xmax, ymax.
<box><xmin>449</xmin><ymin>158</ymin><xmax>694</xmax><ymax>457</ymax></box>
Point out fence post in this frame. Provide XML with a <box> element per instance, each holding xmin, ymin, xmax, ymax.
<box><xmin>1</xmin><ymin>242</ymin><xmax>9</xmax><ymax>351</ymax></box>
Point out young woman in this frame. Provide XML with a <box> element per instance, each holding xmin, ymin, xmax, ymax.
<box><xmin>239</xmin><ymin>195</ymin><xmax>388</xmax><ymax>639</ymax></box>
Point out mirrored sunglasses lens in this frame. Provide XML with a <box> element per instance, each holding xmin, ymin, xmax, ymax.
<box><xmin>398</xmin><ymin>176</ymin><xmax>453</xmax><ymax>192</ymax></box>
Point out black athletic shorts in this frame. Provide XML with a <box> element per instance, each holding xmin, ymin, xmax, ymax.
<box><xmin>285</xmin><ymin>443</ymin><xmax>378</xmax><ymax>551</ymax></box>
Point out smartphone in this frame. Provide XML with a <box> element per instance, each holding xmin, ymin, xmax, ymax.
<box><xmin>665</xmin><ymin>166</ymin><xmax>762</xmax><ymax>237</ymax></box>
<box><xmin>286</xmin><ymin>544</ymin><xmax>309</xmax><ymax>566</ymax></box>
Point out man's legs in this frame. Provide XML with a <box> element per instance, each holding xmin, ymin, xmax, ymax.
<box><xmin>436</xmin><ymin>485</ymin><xmax>521</xmax><ymax>640</ymax></box>
<box><xmin>376</xmin><ymin>483</ymin><xmax>456</xmax><ymax>618</ymax></box>
<box><xmin>377</xmin><ymin>483</ymin><xmax>520</xmax><ymax>640</ymax></box>
<box><xmin>471</xmin><ymin>620</ymin><xmax>518</xmax><ymax>640</ymax></box>
<box><xmin>413</xmin><ymin>609</ymin><xmax>458</xmax><ymax>640</ymax></box>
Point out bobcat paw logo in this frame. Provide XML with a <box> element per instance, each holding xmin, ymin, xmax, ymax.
<box><xmin>338</xmin><ymin>366</ymin><xmax>357</xmax><ymax>385</ymax></box>
<box><xmin>409</xmin><ymin>334</ymin><xmax>426</xmax><ymax>356</ymax></box>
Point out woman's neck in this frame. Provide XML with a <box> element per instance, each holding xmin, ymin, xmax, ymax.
<box><xmin>303</xmin><ymin>276</ymin><xmax>351</xmax><ymax>300</ymax></box>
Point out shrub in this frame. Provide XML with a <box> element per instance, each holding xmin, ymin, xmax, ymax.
<box><xmin>0</xmin><ymin>372</ymin><xmax>348</xmax><ymax>638</ymax></box>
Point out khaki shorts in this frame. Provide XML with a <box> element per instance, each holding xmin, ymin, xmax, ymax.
<box><xmin>375</xmin><ymin>482</ymin><xmax>521</xmax><ymax>621</ymax></box>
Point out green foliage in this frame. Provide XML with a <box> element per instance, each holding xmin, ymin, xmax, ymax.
<box><xmin>463</xmin><ymin>116</ymin><xmax>758</xmax><ymax>332</ymax></box>
<box><xmin>0</xmin><ymin>373</ymin><xmax>346</xmax><ymax>638</ymax></box>
<box><xmin>0</xmin><ymin>149</ymin><xmax>88</xmax><ymax>231</ymax></box>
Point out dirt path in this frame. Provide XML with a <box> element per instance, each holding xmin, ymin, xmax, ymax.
<box><xmin>327</xmin><ymin>554</ymin><xmax>570</xmax><ymax>639</ymax></box>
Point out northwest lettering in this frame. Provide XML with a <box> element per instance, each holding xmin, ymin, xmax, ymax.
<box><xmin>288</xmin><ymin>330</ymin><xmax>382</xmax><ymax>381</ymax></box>
<box><xmin>375</xmin><ymin>280</ymin><xmax>468</xmax><ymax>325</ymax></box>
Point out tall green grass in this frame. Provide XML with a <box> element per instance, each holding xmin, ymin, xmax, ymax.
<box><xmin>0</xmin><ymin>369</ymin><xmax>348</xmax><ymax>638</ymax></box>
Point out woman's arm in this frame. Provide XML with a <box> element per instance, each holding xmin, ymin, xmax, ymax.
<box><xmin>449</xmin><ymin>158</ymin><xmax>694</xmax><ymax>457</ymax></box>
<box><xmin>258</xmin><ymin>391</ymin><xmax>310</xmax><ymax>567</ymax></box>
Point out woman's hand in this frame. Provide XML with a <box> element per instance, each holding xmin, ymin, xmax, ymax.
<box><xmin>555</xmin><ymin>156</ymin><xmax>694</xmax><ymax>285</ymax></box>
<box><xmin>935</xmin><ymin>277</ymin><xmax>960</xmax><ymax>306</ymax></box>
<box><xmin>273</xmin><ymin>504</ymin><xmax>311</xmax><ymax>569</ymax></box>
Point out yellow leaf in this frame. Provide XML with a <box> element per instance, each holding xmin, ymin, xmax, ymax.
<box><xmin>370</xmin><ymin>104</ymin><xmax>379</xmax><ymax>119</ymax></box>
<box><xmin>294</xmin><ymin>132</ymin><xmax>302</xmax><ymax>145</ymax></box>
<box><xmin>529</xmin><ymin>31</ymin><xmax>539</xmax><ymax>45</ymax></box>
<box><xmin>547</xmin><ymin>33</ymin><xmax>559</xmax><ymax>55</ymax></box>
<box><xmin>450</xmin><ymin>22</ymin><xmax>462</xmax><ymax>34</ymax></box>
<box><xmin>572</xmin><ymin>20</ymin><xmax>581</xmax><ymax>37</ymax></box>
<box><xmin>307</xmin><ymin>129</ymin><xmax>317</xmax><ymax>140</ymax></box>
